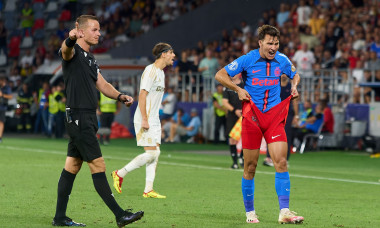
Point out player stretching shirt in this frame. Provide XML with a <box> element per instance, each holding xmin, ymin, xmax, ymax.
<box><xmin>215</xmin><ymin>25</ymin><xmax>304</xmax><ymax>224</ymax></box>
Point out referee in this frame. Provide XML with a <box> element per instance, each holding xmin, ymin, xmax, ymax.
<box><xmin>52</xmin><ymin>15</ymin><xmax>143</xmax><ymax>227</ymax></box>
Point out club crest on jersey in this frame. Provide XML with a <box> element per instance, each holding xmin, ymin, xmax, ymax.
<box><xmin>274</xmin><ymin>67</ymin><xmax>281</xmax><ymax>77</ymax></box>
<box><xmin>228</xmin><ymin>61</ymin><xmax>238</xmax><ymax>71</ymax></box>
<box><xmin>291</xmin><ymin>65</ymin><xmax>296</xmax><ymax>72</ymax></box>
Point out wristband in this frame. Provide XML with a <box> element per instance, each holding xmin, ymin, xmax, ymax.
<box><xmin>65</xmin><ymin>37</ymin><xmax>77</xmax><ymax>48</ymax></box>
<box><xmin>117</xmin><ymin>93</ymin><xmax>124</xmax><ymax>102</ymax></box>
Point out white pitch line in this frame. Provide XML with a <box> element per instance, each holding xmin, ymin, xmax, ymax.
<box><xmin>2</xmin><ymin>145</ymin><xmax>380</xmax><ymax>186</ymax></box>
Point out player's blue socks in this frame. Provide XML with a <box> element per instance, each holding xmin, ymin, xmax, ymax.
<box><xmin>275</xmin><ymin>172</ymin><xmax>290</xmax><ymax>210</ymax></box>
<box><xmin>242</xmin><ymin>177</ymin><xmax>255</xmax><ymax>212</ymax></box>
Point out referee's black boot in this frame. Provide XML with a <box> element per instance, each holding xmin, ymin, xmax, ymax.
<box><xmin>52</xmin><ymin>216</ymin><xmax>86</xmax><ymax>226</ymax></box>
<box><xmin>116</xmin><ymin>209</ymin><xmax>144</xmax><ymax>227</ymax></box>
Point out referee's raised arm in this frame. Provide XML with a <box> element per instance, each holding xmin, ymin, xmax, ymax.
<box><xmin>61</xmin><ymin>22</ymin><xmax>83</xmax><ymax>61</ymax></box>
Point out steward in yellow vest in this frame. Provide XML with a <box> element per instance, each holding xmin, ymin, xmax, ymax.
<box><xmin>98</xmin><ymin>93</ymin><xmax>120</xmax><ymax>145</ymax></box>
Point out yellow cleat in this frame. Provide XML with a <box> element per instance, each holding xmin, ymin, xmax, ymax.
<box><xmin>111</xmin><ymin>170</ymin><xmax>123</xmax><ymax>194</ymax></box>
<box><xmin>142</xmin><ymin>190</ymin><xmax>166</xmax><ymax>199</ymax></box>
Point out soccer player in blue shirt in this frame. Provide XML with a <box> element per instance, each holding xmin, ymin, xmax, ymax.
<box><xmin>215</xmin><ymin>25</ymin><xmax>304</xmax><ymax>224</ymax></box>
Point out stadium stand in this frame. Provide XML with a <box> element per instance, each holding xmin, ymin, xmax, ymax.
<box><xmin>0</xmin><ymin>0</ymin><xmax>379</xmax><ymax>149</ymax></box>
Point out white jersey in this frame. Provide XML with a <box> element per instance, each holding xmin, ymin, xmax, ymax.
<box><xmin>134</xmin><ymin>64</ymin><xmax>165</xmax><ymax>125</ymax></box>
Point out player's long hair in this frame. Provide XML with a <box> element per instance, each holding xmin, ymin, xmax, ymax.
<box><xmin>152</xmin><ymin>43</ymin><xmax>173</xmax><ymax>59</ymax></box>
<box><xmin>258</xmin><ymin>25</ymin><xmax>280</xmax><ymax>40</ymax></box>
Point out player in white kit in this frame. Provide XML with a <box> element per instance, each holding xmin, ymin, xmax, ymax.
<box><xmin>111</xmin><ymin>43</ymin><xmax>175</xmax><ymax>198</ymax></box>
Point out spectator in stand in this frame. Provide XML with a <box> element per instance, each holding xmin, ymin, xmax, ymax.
<box><xmin>198</xmin><ymin>48</ymin><xmax>220</xmax><ymax>92</ymax></box>
<box><xmin>162</xmin><ymin>108</ymin><xmax>190</xmax><ymax>141</ymax></box>
<box><xmin>319</xmin><ymin>99</ymin><xmax>334</xmax><ymax>134</ymax></box>
<box><xmin>367</xmin><ymin>51</ymin><xmax>380</xmax><ymax>70</ymax></box>
<box><xmin>277</xmin><ymin>3</ymin><xmax>290</xmax><ymax>27</ymax></box>
<box><xmin>56</xmin><ymin>22</ymin><xmax>69</xmax><ymax>41</ymax></box>
<box><xmin>297</xmin><ymin>0</ymin><xmax>312</xmax><ymax>27</ymax></box>
<box><xmin>370</xmin><ymin>34</ymin><xmax>380</xmax><ymax>59</ymax></box>
<box><xmin>294</xmin><ymin>103</ymin><xmax>324</xmax><ymax>150</ymax></box>
<box><xmin>321</xmin><ymin>50</ymin><xmax>334</xmax><ymax>69</ymax></box>
<box><xmin>299</xmin><ymin>25</ymin><xmax>320</xmax><ymax>50</ymax></box>
<box><xmin>374</xmin><ymin>70</ymin><xmax>380</xmax><ymax>101</ymax></box>
<box><xmin>8</xmin><ymin>67</ymin><xmax>21</xmax><ymax>89</ymax></box>
<box><xmin>114</xmin><ymin>27</ymin><xmax>129</xmax><ymax>47</ymax></box>
<box><xmin>160</xmin><ymin>87</ymin><xmax>177</xmax><ymax>121</ymax></box>
<box><xmin>175</xmin><ymin>50</ymin><xmax>196</xmax><ymax>101</ymax></box>
<box><xmin>47</xmin><ymin>34</ymin><xmax>62</xmax><ymax>54</ymax></box>
<box><xmin>20</xmin><ymin>49</ymin><xmax>34</xmax><ymax>69</ymax></box>
<box><xmin>0</xmin><ymin>20</ymin><xmax>7</xmax><ymax>57</ymax></box>
<box><xmin>20</xmin><ymin>2</ymin><xmax>34</xmax><ymax>37</ymax></box>
<box><xmin>292</xmin><ymin>42</ymin><xmax>315</xmax><ymax>77</ymax></box>
<box><xmin>166</xmin><ymin>108</ymin><xmax>201</xmax><ymax>143</ymax></box>
<box><xmin>20</xmin><ymin>62</ymin><xmax>33</xmax><ymax>79</ymax></box>
<box><xmin>35</xmin><ymin>40</ymin><xmax>46</xmax><ymax>59</ymax></box>
<box><xmin>308</xmin><ymin>8</ymin><xmax>325</xmax><ymax>36</ymax></box>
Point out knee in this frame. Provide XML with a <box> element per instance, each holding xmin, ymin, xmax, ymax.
<box><xmin>244</xmin><ymin>161</ymin><xmax>257</xmax><ymax>178</ymax></box>
<box><xmin>274</xmin><ymin>158</ymin><xmax>288</xmax><ymax>171</ymax></box>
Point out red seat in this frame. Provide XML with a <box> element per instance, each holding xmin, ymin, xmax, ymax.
<box><xmin>33</xmin><ymin>19</ymin><xmax>45</xmax><ymax>32</ymax></box>
<box><xmin>8</xmin><ymin>36</ymin><xmax>21</xmax><ymax>58</ymax></box>
<box><xmin>59</xmin><ymin>10</ymin><xmax>71</xmax><ymax>22</ymax></box>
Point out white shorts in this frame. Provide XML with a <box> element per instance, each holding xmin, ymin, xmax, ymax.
<box><xmin>134</xmin><ymin>123</ymin><xmax>161</xmax><ymax>147</ymax></box>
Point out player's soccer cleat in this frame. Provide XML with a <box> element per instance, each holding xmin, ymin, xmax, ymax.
<box><xmin>52</xmin><ymin>216</ymin><xmax>86</xmax><ymax>227</ymax></box>
<box><xmin>111</xmin><ymin>170</ymin><xmax>123</xmax><ymax>194</ymax></box>
<box><xmin>116</xmin><ymin>209</ymin><xmax>144</xmax><ymax>228</ymax></box>
<box><xmin>246</xmin><ymin>211</ymin><xmax>259</xmax><ymax>223</ymax></box>
<box><xmin>278</xmin><ymin>208</ymin><xmax>304</xmax><ymax>224</ymax></box>
<box><xmin>143</xmin><ymin>190</ymin><xmax>166</xmax><ymax>198</ymax></box>
<box><xmin>231</xmin><ymin>164</ymin><xmax>238</xmax><ymax>169</ymax></box>
<box><xmin>263</xmin><ymin>157</ymin><xmax>274</xmax><ymax>167</ymax></box>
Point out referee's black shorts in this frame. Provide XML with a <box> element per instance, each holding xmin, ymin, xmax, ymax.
<box><xmin>65</xmin><ymin>110</ymin><xmax>101</xmax><ymax>161</ymax></box>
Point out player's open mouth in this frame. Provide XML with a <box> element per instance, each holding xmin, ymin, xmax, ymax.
<box><xmin>268</xmin><ymin>50</ymin><xmax>275</xmax><ymax>56</ymax></box>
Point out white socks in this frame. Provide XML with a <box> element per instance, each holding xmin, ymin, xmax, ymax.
<box><xmin>118</xmin><ymin>148</ymin><xmax>161</xmax><ymax>193</ymax></box>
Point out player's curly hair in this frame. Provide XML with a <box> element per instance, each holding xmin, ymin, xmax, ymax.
<box><xmin>152</xmin><ymin>42</ymin><xmax>173</xmax><ymax>59</ymax></box>
<box><xmin>258</xmin><ymin>25</ymin><xmax>280</xmax><ymax>40</ymax></box>
<box><xmin>76</xmin><ymin>15</ymin><xmax>99</xmax><ymax>28</ymax></box>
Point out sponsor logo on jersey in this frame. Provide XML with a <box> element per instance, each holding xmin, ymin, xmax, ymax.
<box><xmin>252</xmin><ymin>78</ymin><xmax>279</xmax><ymax>86</ymax></box>
<box><xmin>228</xmin><ymin>61</ymin><xmax>238</xmax><ymax>71</ymax></box>
<box><xmin>156</xmin><ymin>86</ymin><xmax>165</xmax><ymax>92</ymax></box>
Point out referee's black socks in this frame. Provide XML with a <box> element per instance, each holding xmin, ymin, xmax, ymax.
<box><xmin>55</xmin><ymin>169</ymin><xmax>76</xmax><ymax>219</ymax></box>
<box><xmin>92</xmin><ymin>172</ymin><xmax>124</xmax><ymax>218</ymax></box>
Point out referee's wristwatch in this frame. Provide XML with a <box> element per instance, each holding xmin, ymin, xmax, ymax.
<box><xmin>117</xmin><ymin>93</ymin><xmax>124</xmax><ymax>102</ymax></box>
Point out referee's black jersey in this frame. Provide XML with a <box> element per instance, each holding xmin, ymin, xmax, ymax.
<box><xmin>60</xmin><ymin>44</ymin><xmax>100</xmax><ymax>109</ymax></box>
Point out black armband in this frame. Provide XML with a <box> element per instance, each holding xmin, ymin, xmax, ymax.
<box><xmin>65</xmin><ymin>37</ymin><xmax>76</xmax><ymax>48</ymax></box>
<box><xmin>117</xmin><ymin>93</ymin><xmax>124</xmax><ymax>102</ymax></box>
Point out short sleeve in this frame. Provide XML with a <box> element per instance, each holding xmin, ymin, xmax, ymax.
<box><xmin>224</xmin><ymin>54</ymin><xmax>248</xmax><ymax>77</ymax></box>
<box><xmin>139</xmin><ymin>66</ymin><xmax>155</xmax><ymax>92</ymax></box>
<box><xmin>281</xmin><ymin>55</ymin><xmax>297</xmax><ymax>79</ymax></box>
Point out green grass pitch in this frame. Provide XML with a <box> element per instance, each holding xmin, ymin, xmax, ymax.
<box><xmin>0</xmin><ymin>137</ymin><xmax>379</xmax><ymax>227</ymax></box>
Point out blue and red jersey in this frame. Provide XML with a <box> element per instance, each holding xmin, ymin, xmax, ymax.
<box><xmin>225</xmin><ymin>49</ymin><xmax>297</xmax><ymax>112</ymax></box>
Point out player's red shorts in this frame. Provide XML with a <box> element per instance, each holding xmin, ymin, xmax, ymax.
<box><xmin>241</xmin><ymin>96</ymin><xmax>292</xmax><ymax>150</ymax></box>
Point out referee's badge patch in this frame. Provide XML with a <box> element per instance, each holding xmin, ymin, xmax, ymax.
<box><xmin>228</xmin><ymin>61</ymin><xmax>238</xmax><ymax>71</ymax></box>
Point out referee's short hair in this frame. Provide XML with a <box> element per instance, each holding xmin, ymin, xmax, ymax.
<box><xmin>258</xmin><ymin>25</ymin><xmax>280</xmax><ymax>40</ymax></box>
<box><xmin>152</xmin><ymin>42</ymin><xmax>173</xmax><ymax>59</ymax></box>
<box><xmin>76</xmin><ymin>15</ymin><xmax>99</xmax><ymax>28</ymax></box>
